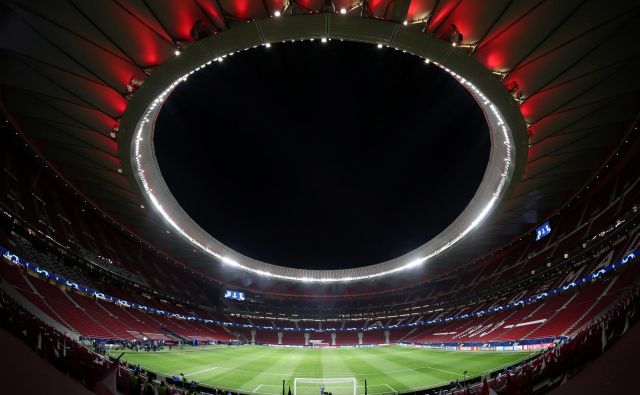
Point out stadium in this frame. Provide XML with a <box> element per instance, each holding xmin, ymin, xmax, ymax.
<box><xmin>0</xmin><ymin>1</ymin><xmax>639</xmax><ymax>394</ymax></box>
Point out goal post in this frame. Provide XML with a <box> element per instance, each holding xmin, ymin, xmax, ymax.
<box><xmin>293</xmin><ymin>377</ymin><xmax>357</xmax><ymax>395</ymax></box>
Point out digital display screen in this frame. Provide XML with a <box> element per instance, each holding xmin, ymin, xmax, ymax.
<box><xmin>224</xmin><ymin>290</ymin><xmax>245</xmax><ymax>301</ymax></box>
<box><xmin>535</xmin><ymin>221</ymin><xmax>551</xmax><ymax>241</ymax></box>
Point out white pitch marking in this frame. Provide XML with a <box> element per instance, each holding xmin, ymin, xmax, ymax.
<box><xmin>253</xmin><ymin>384</ymin><xmax>264</xmax><ymax>392</ymax></box>
<box><xmin>383</xmin><ymin>383</ymin><xmax>397</xmax><ymax>393</ymax></box>
<box><xmin>185</xmin><ymin>366</ymin><xmax>219</xmax><ymax>376</ymax></box>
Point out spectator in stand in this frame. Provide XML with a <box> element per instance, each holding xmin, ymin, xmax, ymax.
<box><xmin>143</xmin><ymin>379</ymin><xmax>155</xmax><ymax>395</ymax></box>
<box><xmin>130</xmin><ymin>374</ymin><xmax>141</xmax><ymax>395</ymax></box>
<box><xmin>158</xmin><ymin>381</ymin><xmax>167</xmax><ymax>395</ymax></box>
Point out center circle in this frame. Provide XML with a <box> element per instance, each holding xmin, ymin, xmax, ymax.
<box><xmin>155</xmin><ymin>41</ymin><xmax>490</xmax><ymax>270</ymax></box>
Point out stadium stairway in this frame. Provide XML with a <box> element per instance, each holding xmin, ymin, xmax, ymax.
<box><xmin>234</xmin><ymin>330</ymin><xmax>250</xmax><ymax>343</ymax></box>
<box><xmin>62</xmin><ymin>291</ymin><xmax>127</xmax><ymax>339</ymax></box>
<box><xmin>114</xmin><ymin>303</ymin><xmax>160</xmax><ymax>337</ymax></box>
<box><xmin>0</xmin><ymin>271</ymin><xmax>78</xmax><ymax>340</ymax></box>
<box><xmin>209</xmin><ymin>324</ymin><xmax>236</xmax><ymax>341</ymax></box>
<box><xmin>489</xmin><ymin>300</ymin><xmax>549</xmax><ymax>341</ymax></box>
<box><xmin>123</xmin><ymin>312</ymin><xmax>173</xmax><ymax>341</ymax></box>
<box><xmin>160</xmin><ymin>327</ymin><xmax>189</xmax><ymax>342</ymax></box>
<box><xmin>567</xmin><ymin>263</ymin><xmax>640</xmax><ymax>336</ymax></box>
<box><xmin>18</xmin><ymin>272</ymin><xmax>79</xmax><ymax>335</ymax></box>
<box><xmin>526</xmin><ymin>282</ymin><xmax>608</xmax><ymax>339</ymax></box>
<box><xmin>516</xmin><ymin>292</ymin><xmax>577</xmax><ymax>340</ymax></box>
<box><xmin>395</xmin><ymin>327</ymin><xmax>419</xmax><ymax>342</ymax></box>
<box><xmin>86</xmin><ymin>305</ymin><xmax>142</xmax><ymax>340</ymax></box>
<box><xmin>94</xmin><ymin>301</ymin><xmax>147</xmax><ymax>339</ymax></box>
<box><xmin>562</xmin><ymin>276</ymin><xmax>619</xmax><ymax>336</ymax></box>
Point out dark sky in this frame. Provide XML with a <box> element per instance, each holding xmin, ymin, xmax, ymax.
<box><xmin>155</xmin><ymin>40</ymin><xmax>489</xmax><ymax>270</ymax></box>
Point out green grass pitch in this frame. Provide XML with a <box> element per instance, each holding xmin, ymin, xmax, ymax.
<box><xmin>111</xmin><ymin>345</ymin><xmax>536</xmax><ymax>394</ymax></box>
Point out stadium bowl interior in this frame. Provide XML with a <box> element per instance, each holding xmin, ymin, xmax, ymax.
<box><xmin>0</xmin><ymin>1</ymin><xmax>639</xmax><ymax>395</ymax></box>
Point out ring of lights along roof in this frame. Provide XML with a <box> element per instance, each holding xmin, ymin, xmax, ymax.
<box><xmin>120</xmin><ymin>15</ymin><xmax>525</xmax><ymax>283</ymax></box>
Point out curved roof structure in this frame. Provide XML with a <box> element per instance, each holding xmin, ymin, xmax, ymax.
<box><xmin>1</xmin><ymin>0</ymin><xmax>639</xmax><ymax>295</ymax></box>
<box><xmin>121</xmin><ymin>16</ymin><xmax>524</xmax><ymax>282</ymax></box>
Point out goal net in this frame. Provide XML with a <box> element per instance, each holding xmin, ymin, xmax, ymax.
<box><xmin>293</xmin><ymin>378</ymin><xmax>357</xmax><ymax>395</ymax></box>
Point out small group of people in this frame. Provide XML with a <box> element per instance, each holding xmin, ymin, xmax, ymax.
<box><xmin>126</xmin><ymin>339</ymin><xmax>165</xmax><ymax>352</ymax></box>
<box><xmin>129</xmin><ymin>373</ymin><xmax>171</xmax><ymax>395</ymax></box>
<box><xmin>94</xmin><ymin>342</ymin><xmax>108</xmax><ymax>356</ymax></box>
<box><xmin>168</xmin><ymin>341</ymin><xmax>184</xmax><ymax>351</ymax></box>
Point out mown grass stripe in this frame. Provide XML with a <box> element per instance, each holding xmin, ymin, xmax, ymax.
<box><xmin>113</xmin><ymin>345</ymin><xmax>534</xmax><ymax>394</ymax></box>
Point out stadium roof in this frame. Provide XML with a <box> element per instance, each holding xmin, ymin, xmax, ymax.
<box><xmin>1</xmin><ymin>0</ymin><xmax>639</xmax><ymax>295</ymax></box>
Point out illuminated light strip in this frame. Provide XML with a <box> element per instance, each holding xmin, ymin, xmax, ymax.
<box><xmin>132</xmin><ymin>38</ymin><xmax>515</xmax><ymax>283</ymax></box>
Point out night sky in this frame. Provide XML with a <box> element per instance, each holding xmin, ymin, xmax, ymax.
<box><xmin>155</xmin><ymin>40</ymin><xmax>489</xmax><ymax>270</ymax></box>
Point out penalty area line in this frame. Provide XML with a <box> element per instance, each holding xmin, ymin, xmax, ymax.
<box><xmin>253</xmin><ymin>384</ymin><xmax>263</xmax><ymax>392</ymax></box>
<box><xmin>384</xmin><ymin>383</ymin><xmax>397</xmax><ymax>392</ymax></box>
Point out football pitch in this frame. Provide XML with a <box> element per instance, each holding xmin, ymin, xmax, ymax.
<box><xmin>111</xmin><ymin>345</ymin><xmax>537</xmax><ymax>394</ymax></box>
